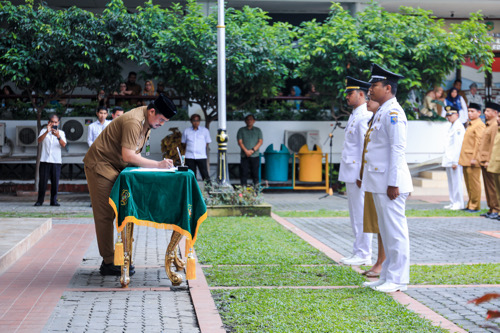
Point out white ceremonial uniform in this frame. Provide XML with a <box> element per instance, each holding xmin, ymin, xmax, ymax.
<box><xmin>338</xmin><ymin>103</ymin><xmax>373</xmax><ymax>260</ymax></box>
<box><xmin>87</xmin><ymin>120</ymin><xmax>111</xmax><ymax>147</ymax></box>
<box><xmin>442</xmin><ymin>120</ymin><xmax>465</xmax><ymax>209</ymax></box>
<box><xmin>361</xmin><ymin>97</ymin><xmax>413</xmax><ymax>285</ymax></box>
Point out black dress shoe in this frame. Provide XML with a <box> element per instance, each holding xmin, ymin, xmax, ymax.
<box><xmin>50</xmin><ymin>202</ymin><xmax>60</xmax><ymax>206</ymax></box>
<box><xmin>99</xmin><ymin>261</ymin><xmax>135</xmax><ymax>276</ymax></box>
<box><xmin>465</xmin><ymin>209</ymin><xmax>481</xmax><ymax>213</ymax></box>
<box><xmin>488</xmin><ymin>212</ymin><xmax>498</xmax><ymax>219</ymax></box>
<box><xmin>34</xmin><ymin>202</ymin><xmax>42</xmax><ymax>206</ymax></box>
<box><xmin>480</xmin><ymin>212</ymin><xmax>490</xmax><ymax>217</ymax></box>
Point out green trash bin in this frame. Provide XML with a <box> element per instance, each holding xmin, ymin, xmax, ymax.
<box><xmin>264</xmin><ymin>144</ymin><xmax>290</xmax><ymax>181</ymax></box>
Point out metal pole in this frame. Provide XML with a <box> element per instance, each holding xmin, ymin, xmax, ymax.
<box><xmin>216</xmin><ymin>0</ymin><xmax>230</xmax><ymax>186</ymax></box>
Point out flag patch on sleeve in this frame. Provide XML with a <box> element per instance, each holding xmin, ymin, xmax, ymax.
<box><xmin>390</xmin><ymin>115</ymin><xmax>398</xmax><ymax>124</ymax></box>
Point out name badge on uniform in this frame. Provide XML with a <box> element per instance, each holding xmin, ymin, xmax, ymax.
<box><xmin>390</xmin><ymin>115</ymin><xmax>398</xmax><ymax>124</ymax></box>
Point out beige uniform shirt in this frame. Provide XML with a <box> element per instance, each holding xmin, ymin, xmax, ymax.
<box><xmin>83</xmin><ymin>106</ymin><xmax>151</xmax><ymax>181</ymax></box>
<box><xmin>475</xmin><ymin>119</ymin><xmax>498</xmax><ymax>167</ymax></box>
<box><xmin>459</xmin><ymin>118</ymin><xmax>485</xmax><ymax>167</ymax></box>
<box><xmin>487</xmin><ymin>128</ymin><xmax>500</xmax><ymax>174</ymax></box>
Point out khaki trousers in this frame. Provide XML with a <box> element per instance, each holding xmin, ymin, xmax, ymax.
<box><xmin>463</xmin><ymin>166</ymin><xmax>482</xmax><ymax>210</ymax></box>
<box><xmin>85</xmin><ymin>166</ymin><xmax>116</xmax><ymax>264</ymax></box>
<box><xmin>492</xmin><ymin>173</ymin><xmax>500</xmax><ymax>207</ymax></box>
<box><xmin>481</xmin><ymin>166</ymin><xmax>499</xmax><ymax>213</ymax></box>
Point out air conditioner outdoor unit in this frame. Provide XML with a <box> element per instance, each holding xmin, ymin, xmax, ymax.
<box><xmin>61</xmin><ymin>117</ymin><xmax>94</xmax><ymax>143</ymax></box>
<box><xmin>0</xmin><ymin>123</ymin><xmax>5</xmax><ymax>146</ymax></box>
<box><xmin>16</xmin><ymin>126</ymin><xmax>38</xmax><ymax>147</ymax></box>
<box><xmin>284</xmin><ymin>130</ymin><xmax>320</xmax><ymax>153</ymax></box>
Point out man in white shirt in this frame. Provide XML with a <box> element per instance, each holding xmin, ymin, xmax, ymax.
<box><xmin>442</xmin><ymin>106</ymin><xmax>465</xmax><ymax>210</ymax></box>
<box><xmin>465</xmin><ymin>83</ymin><xmax>484</xmax><ymax>111</ymax></box>
<box><xmin>181</xmin><ymin>114</ymin><xmax>212</xmax><ymax>181</ymax></box>
<box><xmin>111</xmin><ymin>106</ymin><xmax>124</xmax><ymax>120</ymax></box>
<box><xmin>361</xmin><ymin>64</ymin><xmax>413</xmax><ymax>293</ymax></box>
<box><xmin>34</xmin><ymin>114</ymin><xmax>67</xmax><ymax>206</ymax></box>
<box><xmin>338</xmin><ymin>77</ymin><xmax>373</xmax><ymax>266</ymax></box>
<box><xmin>87</xmin><ymin>106</ymin><xmax>111</xmax><ymax>147</ymax></box>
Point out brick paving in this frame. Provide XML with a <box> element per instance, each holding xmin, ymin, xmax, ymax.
<box><xmin>0</xmin><ymin>191</ymin><xmax>499</xmax><ymax>332</ymax></box>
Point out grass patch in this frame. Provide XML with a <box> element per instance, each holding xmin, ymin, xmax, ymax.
<box><xmin>275</xmin><ymin>209</ymin><xmax>487</xmax><ymax>218</ymax></box>
<box><xmin>410</xmin><ymin>264</ymin><xmax>500</xmax><ymax>285</ymax></box>
<box><xmin>204</xmin><ymin>265</ymin><xmax>364</xmax><ymax>287</ymax></box>
<box><xmin>195</xmin><ymin>217</ymin><xmax>334</xmax><ymax>266</ymax></box>
<box><xmin>0</xmin><ymin>212</ymin><xmax>93</xmax><ymax>218</ymax></box>
<box><xmin>212</xmin><ymin>288</ymin><xmax>448</xmax><ymax>333</ymax></box>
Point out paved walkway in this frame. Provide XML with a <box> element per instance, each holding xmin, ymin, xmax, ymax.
<box><xmin>0</xmin><ymin>191</ymin><xmax>499</xmax><ymax>332</ymax></box>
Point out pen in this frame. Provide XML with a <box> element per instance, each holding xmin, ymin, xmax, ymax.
<box><xmin>176</xmin><ymin>147</ymin><xmax>183</xmax><ymax>166</ymax></box>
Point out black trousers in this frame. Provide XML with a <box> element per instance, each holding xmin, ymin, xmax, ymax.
<box><xmin>36</xmin><ymin>162</ymin><xmax>62</xmax><ymax>205</ymax></box>
<box><xmin>240</xmin><ymin>156</ymin><xmax>260</xmax><ymax>186</ymax></box>
<box><xmin>185</xmin><ymin>158</ymin><xmax>210</xmax><ymax>181</ymax></box>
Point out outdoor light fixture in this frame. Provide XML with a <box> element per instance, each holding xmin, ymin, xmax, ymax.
<box><xmin>450</xmin><ymin>11</ymin><xmax>455</xmax><ymax>18</ymax></box>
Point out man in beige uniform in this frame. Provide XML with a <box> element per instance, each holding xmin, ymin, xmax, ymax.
<box><xmin>476</xmin><ymin>102</ymin><xmax>499</xmax><ymax>219</ymax></box>
<box><xmin>459</xmin><ymin>102</ymin><xmax>485</xmax><ymax>212</ymax></box>
<box><xmin>84</xmin><ymin>94</ymin><xmax>177</xmax><ymax>276</ymax></box>
<box><xmin>486</xmin><ymin>102</ymin><xmax>500</xmax><ymax>221</ymax></box>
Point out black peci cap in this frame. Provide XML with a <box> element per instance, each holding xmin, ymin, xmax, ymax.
<box><xmin>154</xmin><ymin>94</ymin><xmax>177</xmax><ymax>119</ymax></box>
<box><xmin>345</xmin><ymin>76</ymin><xmax>371</xmax><ymax>92</ymax></box>
<box><xmin>485</xmin><ymin>101</ymin><xmax>500</xmax><ymax>112</ymax></box>
<box><xmin>369</xmin><ymin>64</ymin><xmax>405</xmax><ymax>84</ymax></box>
<box><xmin>468</xmin><ymin>102</ymin><xmax>482</xmax><ymax>111</ymax></box>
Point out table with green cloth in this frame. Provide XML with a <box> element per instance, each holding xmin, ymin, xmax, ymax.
<box><xmin>108</xmin><ymin>167</ymin><xmax>207</xmax><ymax>286</ymax></box>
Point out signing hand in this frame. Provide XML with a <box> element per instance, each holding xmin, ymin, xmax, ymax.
<box><xmin>387</xmin><ymin>186</ymin><xmax>399</xmax><ymax>200</ymax></box>
<box><xmin>158</xmin><ymin>159</ymin><xmax>173</xmax><ymax>169</ymax></box>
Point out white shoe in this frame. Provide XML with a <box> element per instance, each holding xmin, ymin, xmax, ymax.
<box><xmin>362</xmin><ymin>279</ymin><xmax>386</xmax><ymax>288</ymax></box>
<box><xmin>339</xmin><ymin>255</ymin><xmax>354</xmax><ymax>264</ymax></box>
<box><xmin>450</xmin><ymin>204</ymin><xmax>464</xmax><ymax>211</ymax></box>
<box><xmin>373</xmin><ymin>282</ymin><xmax>407</xmax><ymax>293</ymax></box>
<box><xmin>443</xmin><ymin>204</ymin><xmax>452</xmax><ymax>209</ymax></box>
<box><xmin>342</xmin><ymin>255</ymin><xmax>372</xmax><ymax>266</ymax></box>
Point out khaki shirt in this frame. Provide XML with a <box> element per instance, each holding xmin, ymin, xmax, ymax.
<box><xmin>475</xmin><ymin>118</ymin><xmax>498</xmax><ymax>166</ymax></box>
<box><xmin>83</xmin><ymin>106</ymin><xmax>151</xmax><ymax>181</ymax></box>
<box><xmin>487</xmin><ymin>127</ymin><xmax>500</xmax><ymax>174</ymax></box>
<box><xmin>459</xmin><ymin>118</ymin><xmax>485</xmax><ymax>167</ymax></box>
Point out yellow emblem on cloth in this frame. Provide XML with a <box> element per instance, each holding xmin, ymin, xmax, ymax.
<box><xmin>120</xmin><ymin>189</ymin><xmax>130</xmax><ymax>206</ymax></box>
<box><xmin>389</xmin><ymin>112</ymin><xmax>398</xmax><ymax>115</ymax></box>
<box><xmin>188</xmin><ymin>203</ymin><xmax>193</xmax><ymax>218</ymax></box>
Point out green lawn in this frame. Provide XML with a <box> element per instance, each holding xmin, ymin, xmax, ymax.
<box><xmin>212</xmin><ymin>288</ymin><xmax>448</xmax><ymax>333</ymax></box>
<box><xmin>196</xmin><ymin>217</ymin><xmax>453</xmax><ymax>332</ymax></box>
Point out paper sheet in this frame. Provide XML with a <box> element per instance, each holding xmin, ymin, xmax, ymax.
<box><xmin>130</xmin><ymin>167</ymin><xmax>177</xmax><ymax>172</ymax></box>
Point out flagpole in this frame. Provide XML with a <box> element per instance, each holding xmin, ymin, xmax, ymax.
<box><xmin>216</xmin><ymin>0</ymin><xmax>230</xmax><ymax>186</ymax></box>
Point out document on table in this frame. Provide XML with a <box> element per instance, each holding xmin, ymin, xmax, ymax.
<box><xmin>130</xmin><ymin>167</ymin><xmax>177</xmax><ymax>172</ymax></box>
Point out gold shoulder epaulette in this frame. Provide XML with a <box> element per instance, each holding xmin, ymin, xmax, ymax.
<box><xmin>389</xmin><ymin>111</ymin><xmax>398</xmax><ymax>115</ymax></box>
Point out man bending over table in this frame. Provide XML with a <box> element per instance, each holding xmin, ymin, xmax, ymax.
<box><xmin>84</xmin><ymin>94</ymin><xmax>177</xmax><ymax>276</ymax></box>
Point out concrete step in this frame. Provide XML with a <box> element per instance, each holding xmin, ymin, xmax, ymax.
<box><xmin>0</xmin><ymin>218</ymin><xmax>52</xmax><ymax>274</ymax></box>
<box><xmin>419</xmin><ymin>170</ymin><xmax>447</xmax><ymax>181</ymax></box>
<box><xmin>412</xmin><ymin>177</ymin><xmax>449</xmax><ymax>188</ymax></box>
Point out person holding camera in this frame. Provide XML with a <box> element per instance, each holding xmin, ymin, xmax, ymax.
<box><xmin>34</xmin><ymin>114</ymin><xmax>67</xmax><ymax>206</ymax></box>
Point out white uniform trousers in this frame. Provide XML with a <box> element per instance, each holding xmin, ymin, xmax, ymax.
<box><xmin>446</xmin><ymin>166</ymin><xmax>464</xmax><ymax>209</ymax></box>
<box><xmin>346</xmin><ymin>182</ymin><xmax>373</xmax><ymax>259</ymax></box>
<box><xmin>373</xmin><ymin>192</ymin><xmax>410</xmax><ymax>284</ymax></box>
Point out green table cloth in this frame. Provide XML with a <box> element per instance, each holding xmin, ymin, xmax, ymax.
<box><xmin>109</xmin><ymin>167</ymin><xmax>207</xmax><ymax>252</ymax></box>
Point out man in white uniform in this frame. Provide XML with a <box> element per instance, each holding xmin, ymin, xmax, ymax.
<box><xmin>338</xmin><ymin>77</ymin><xmax>373</xmax><ymax>266</ymax></box>
<box><xmin>361</xmin><ymin>64</ymin><xmax>413</xmax><ymax>293</ymax></box>
<box><xmin>87</xmin><ymin>106</ymin><xmax>111</xmax><ymax>147</ymax></box>
<box><xmin>442</xmin><ymin>106</ymin><xmax>465</xmax><ymax>210</ymax></box>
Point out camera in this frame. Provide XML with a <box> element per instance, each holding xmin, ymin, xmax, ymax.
<box><xmin>52</xmin><ymin>125</ymin><xmax>58</xmax><ymax>131</ymax></box>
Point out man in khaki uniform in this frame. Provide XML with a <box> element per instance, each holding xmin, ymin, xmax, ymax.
<box><xmin>486</xmin><ymin>102</ymin><xmax>500</xmax><ymax>221</ymax></box>
<box><xmin>84</xmin><ymin>95</ymin><xmax>177</xmax><ymax>276</ymax></box>
<box><xmin>476</xmin><ymin>102</ymin><xmax>499</xmax><ymax>219</ymax></box>
<box><xmin>459</xmin><ymin>102</ymin><xmax>485</xmax><ymax>212</ymax></box>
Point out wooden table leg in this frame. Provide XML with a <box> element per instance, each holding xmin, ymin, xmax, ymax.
<box><xmin>120</xmin><ymin>222</ymin><xmax>134</xmax><ymax>288</ymax></box>
<box><xmin>165</xmin><ymin>231</ymin><xmax>183</xmax><ymax>286</ymax></box>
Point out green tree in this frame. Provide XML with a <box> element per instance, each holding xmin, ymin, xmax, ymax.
<box><xmin>0</xmin><ymin>0</ymin><xmax>130</xmax><ymax>188</ymax></box>
<box><xmin>297</xmin><ymin>2</ymin><xmax>494</xmax><ymax>117</ymax></box>
<box><xmin>136</xmin><ymin>0</ymin><xmax>298</xmax><ymax>129</ymax></box>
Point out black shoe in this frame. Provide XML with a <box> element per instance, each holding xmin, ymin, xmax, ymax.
<box><xmin>99</xmin><ymin>261</ymin><xmax>135</xmax><ymax>276</ymax></box>
<box><xmin>488</xmin><ymin>212</ymin><xmax>498</xmax><ymax>219</ymax></box>
<box><xmin>34</xmin><ymin>202</ymin><xmax>42</xmax><ymax>206</ymax></box>
<box><xmin>480</xmin><ymin>212</ymin><xmax>490</xmax><ymax>217</ymax></box>
<box><xmin>50</xmin><ymin>202</ymin><xmax>60</xmax><ymax>206</ymax></box>
<box><xmin>464</xmin><ymin>209</ymin><xmax>481</xmax><ymax>213</ymax></box>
